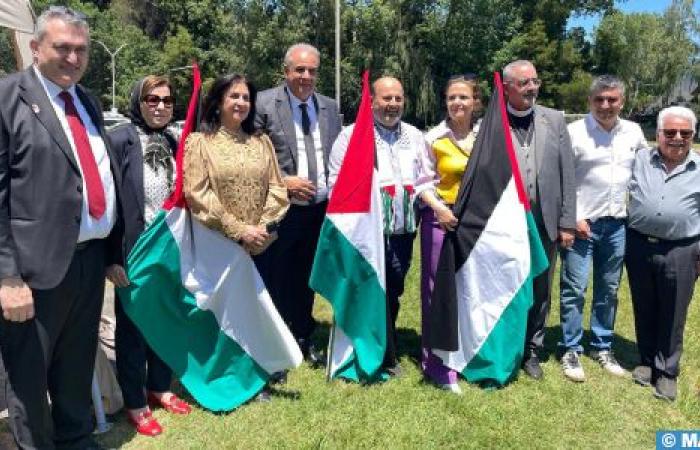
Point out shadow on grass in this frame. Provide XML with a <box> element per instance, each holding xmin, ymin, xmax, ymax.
<box><xmin>543</xmin><ymin>325</ymin><xmax>640</xmax><ymax>368</ymax></box>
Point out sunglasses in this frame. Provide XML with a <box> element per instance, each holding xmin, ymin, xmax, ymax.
<box><xmin>142</xmin><ymin>95</ymin><xmax>174</xmax><ymax>109</ymax></box>
<box><xmin>508</xmin><ymin>78</ymin><xmax>542</xmax><ymax>88</ymax></box>
<box><xmin>660</xmin><ymin>129</ymin><xmax>694</xmax><ymax>139</ymax></box>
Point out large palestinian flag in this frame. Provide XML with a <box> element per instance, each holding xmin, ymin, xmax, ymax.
<box><xmin>117</xmin><ymin>64</ymin><xmax>302</xmax><ymax>411</ymax></box>
<box><xmin>309</xmin><ymin>71</ymin><xmax>386</xmax><ymax>382</ymax></box>
<box><xmin>427</xmin><ymin>72</ymin><xmax>548</xmax><ymax>386</ymax></box>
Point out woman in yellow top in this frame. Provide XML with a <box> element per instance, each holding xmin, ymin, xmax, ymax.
<box><xmin>183</xmin><ymin>74</ymin><xmax>289</xmax><ymax>401</ymax></box>
<box><xmin>417</xmin><ymin>74</ymin><xmax>481</xmax><ymax>394</ymax></box>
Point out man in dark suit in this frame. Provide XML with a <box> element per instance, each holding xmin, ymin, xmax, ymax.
<box><xmin>254</xmin><ymin>43</ymin><xmax>342</xmax><ymax>370</ymax></box>
<box><xmin>502</xmin><ymin>60</ymin><xmax>576</xmax><ymax>380</ymax></box>
<box><xmin>0</xmin><ymin>7</ymin><xmax>123</xmax><ymax>449</ymax></box>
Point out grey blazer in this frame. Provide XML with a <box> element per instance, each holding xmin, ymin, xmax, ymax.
<box><xmin>531</xmin><ymin>104</ymin><xmax>576</xmax><ymax>242</ymax></box>
<box><xmin>254</xmin><ymin>84</ymin><xmax>342</xmax><ymax>178</ymax></box>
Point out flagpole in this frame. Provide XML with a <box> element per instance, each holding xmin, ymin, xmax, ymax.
<box><xmin>334</xmin><ymin>0</ymin><xmax>341</xmax><ymax>112</ymax></box>
<box><xmin>325</xmin><ymin>319</ymin><xmax>335</xmax><ymax>382</ymax></box>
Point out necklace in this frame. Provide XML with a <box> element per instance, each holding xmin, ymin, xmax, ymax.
<box><xmin>512</xmin><ymin>121</ymin><xmax>534</xmax><ymax>151</ymax></box>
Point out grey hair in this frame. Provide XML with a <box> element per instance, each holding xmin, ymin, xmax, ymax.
<box><xmin>283</xmin><ymin>43</ymin><xmax>320</xmax><ymax>67</ymax></box>
<box><xmin>35</xmin><ymin>6</ymin><xmax>89</xmax><ymax>41</ymax></box>
<box><xmin>589</xmin><ymin>75</ymin><xmax>625</xmax><ymax>97</ymax></box>
<box><xmin>657</xmin><ymin>106</ymin><xmax>697</xmax><ymax>132</ymax></box>
<box><xmin>502</xmin><ymin>60</ymin><xmax>535</xmax><ymax>81</ymax></box>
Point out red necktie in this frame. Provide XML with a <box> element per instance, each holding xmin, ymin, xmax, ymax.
<box><xmin>59</xmin><ymin>91</ymin><xmax>106</xmax><ymax>219</ymax></box>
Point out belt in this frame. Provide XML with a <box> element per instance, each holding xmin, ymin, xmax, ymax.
<box><xmin>629</xmin><ymin>228</ymin><xmax>700</xmax><ymax>246</ymax></box>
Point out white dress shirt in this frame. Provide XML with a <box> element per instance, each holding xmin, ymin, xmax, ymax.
<box><xmin>288</xmin><ymin>92</ymin><xmax>327</xmax><ymax>204</ymax></box>
<box><xmin>34</xmin><ymin>66</ymin><xmax>117</xmax><ymax>242</ymax></box>
<box><xmin>568</xmin><ymin>114</ymin><xmax>647</xmax><ymax>221</ymax></box>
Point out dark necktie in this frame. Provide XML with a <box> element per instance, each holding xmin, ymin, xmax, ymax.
<box><xmin>299</xmin><ymin>103</ymin><xmax>318</xmax><ymax>191</ymax></box>
<box><xmin>59</xmin><ymin>91</ymin><xmax>106</xmax><ymax>219</ymax></box>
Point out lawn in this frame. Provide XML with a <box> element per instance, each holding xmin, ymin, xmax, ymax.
<box><xmin>87</xmin><ymin>241</ymin><xmax>699</xmax><ymax>450</ymax></box>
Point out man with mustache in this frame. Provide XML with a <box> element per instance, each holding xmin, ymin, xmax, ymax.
<box><xmin>625</xmin><ymin>106</ymin><xmax>699</xmax><ymax>402</ymax></box>
<box><xmin>558</xmin><ymin>75</ymin><xmax>647</xmax><ymax>382</ymax></box>
<box><xmin>328</xmin><ymin>77</ymin><xmax>425</xmax><ymax>376</ymax></box>
<box><xmin>501</xmin><ymin>60</ymin><xmax>576</xmax><ymax>380</ymax></box>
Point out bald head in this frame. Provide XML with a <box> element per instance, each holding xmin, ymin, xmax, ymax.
<box><xmin>372</xmin><ymin>77</ymin><xmax>404</xmax><ymax>128</ymax></box>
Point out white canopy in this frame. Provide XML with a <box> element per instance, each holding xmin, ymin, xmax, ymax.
<box><xmin>0</xmin><ymin>0</ymin><xmax>35</xmax><ymax>70</ymax></box>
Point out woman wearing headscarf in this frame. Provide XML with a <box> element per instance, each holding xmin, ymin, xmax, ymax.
<box><xmin>108</xmin><ymin>75</ymin><xmax>191</xmax><ymax>437</ymax></box>
<box><xmin>416</xmin><ymin>74</ymin><xmax>481</xmax><ymax>394</ymax></box>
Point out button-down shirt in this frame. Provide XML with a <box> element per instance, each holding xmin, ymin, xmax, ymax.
<box><xmin>628</xmin><ymin>147</ymin><xmax>700</xmax><ymax>240</ymax></box>
<box><xmin>288</xmin><ymin>90</ymin><xmax>327</xmax><ymax>204</ymax></box>
<box><xmin>568</xmin><ymin>114</ymin><xmax>647</xmax><ymax>221</ymax></box>
<box><xmin>34</xmin><ymin>66</ymin><xmax>116</xmax><ymax>243</ymax></box>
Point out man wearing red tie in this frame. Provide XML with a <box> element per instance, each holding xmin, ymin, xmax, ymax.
<box><xmin>0</xmin><ymin>6</ymin><xmax>123</xmax><ymax>449</ymax></box>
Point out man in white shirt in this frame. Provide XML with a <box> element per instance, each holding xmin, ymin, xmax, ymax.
<box><xmin>559</xmin><ymin>75</ymin><xmax>647</xmax><ymax>382</ymax></box>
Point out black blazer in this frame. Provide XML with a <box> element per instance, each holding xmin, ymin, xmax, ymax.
<box><xmin>0</xmin><ymin>68</ymin><xmax>123</xmax><ymax>289</ymax></box>
<box><xmin>108</xmin><ymin>123</ymin><xmax>176</xmax><ymax>256</ymax></box>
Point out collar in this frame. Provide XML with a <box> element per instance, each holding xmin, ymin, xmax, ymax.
<box><xmin>374</xmin><ymin>120</ymin><xmax>402</xmax><ymax>138</ymax></box>
<box><xmin>286</xmin><ymin>84</ymin><xmax>315</xmax><ymax>109</ymax></box>
<box><xmin>33</xmin><ymin>65</ymin><xmax>78</xmax><ymax>101</ymax></box>
<box><xmin>507</xmin><ymin>102</ymin><xmax>534</xmax><ymax>117</ymax></box>
<box><xmin>585</xmin><ymin>113</ymin><xmax>620</xmax><ymax>133</ymax></box>
<box><xmin>651</xmin><ymin>147</ymin><xmax>698</xmax><ymax>169</ymax></box>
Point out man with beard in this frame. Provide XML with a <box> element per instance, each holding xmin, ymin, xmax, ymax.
<box><xmin>328</xmin><ymin>77</ymin><xmax>424</xmax><ymax>376</ymax></box>
<box><xmin>501</xmin><ymin>60</ymin><xmax>576</xmax><ymax>380</ymax></box>
<box><xmin>558</xmin><ymin>75</ymin><xmax>647</xmax><ymax>382</ymax></box>
<box><xmin>626</xmin><ymin>106</ymin><xmax>699</xmax><ymax>402</ymax></box>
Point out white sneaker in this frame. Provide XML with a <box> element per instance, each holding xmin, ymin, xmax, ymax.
<box><xmin>591</xmin><ymin>350</ymin><xmax>626</xmax><ymax>377</ymax></box>
<box><xmin>438</xmin><ymin>383</ymin><xmax>463</xmax><ymax>395</ymax></box>
<box><xmin>561</xmin><ymin>350</ymin><xmax>585</xmax><ymax>382</ymax></box>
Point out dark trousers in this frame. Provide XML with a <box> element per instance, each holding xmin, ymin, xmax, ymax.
<box><xmin>625</xmin><ymin>229</ymin><xmax>698</xmax><ymax>379</ymax></box>
<box><xmin>382</xmin><ymin>233</ymin><xmax>416</xmax><ymax>368</ymax></box>
<box><xmin>0</xmin><ymin>240</ymin><xmax>106</xmax><ymax>450</ymax></box>
<box><xmin>525</xmin><ymin>222</ymin><xmax>558</xmax><ymax>353</ymax></box>
<box><xmin>254</xmin><ymin>202</ymin><xmax>326</xmax><ymax>349</ymax></box>
<box><xmin>114</xmin><ymin>291</ymin><xmax>171</xmax><ymax>410</ymax></box>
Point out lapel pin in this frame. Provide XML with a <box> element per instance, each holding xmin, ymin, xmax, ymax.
<box><xmin>31</xmin><ymin>104</ymin><xmax>40</xmax><ymax>114</ymax></box>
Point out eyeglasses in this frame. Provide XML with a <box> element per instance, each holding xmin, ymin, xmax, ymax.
<box><xmin>592</xmin><ymin>96</ymin><xmax>621</xmax><ymax>104</ymax></box>
<box><xmin>508</xmin><ymin>78</ymin><xmax>542</xmax><ymax>88</ymax></box>
<box><xmin>660</xmin><ymin>128</ymin><xmax>694</xmax><ymax>139</ymax></box>
<box><xmin>142</xmin><ymin>95</ymin><xmax>174</xmax><ymax>109</ymax></box>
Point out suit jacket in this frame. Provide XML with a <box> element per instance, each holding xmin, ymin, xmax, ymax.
<box><xmin>0</xmin><ymin>68</ymin><xmax>123</xmax><ymax>290</ymax></box>
<box><xmin>254</xmin><ymin>84</ymin><xmax>342</xmax><ymax>178</ymax></box>
<box><xmin>531</xmin><ymin>104</ymin><xmax>576</xmax><ymax>242</ymax></box>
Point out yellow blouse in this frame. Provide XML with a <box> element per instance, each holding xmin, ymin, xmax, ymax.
<box><xmin>433</xmin><ymin>135</ymin><xmax>473</xmax><ymax>204</ymax></box>
<box><xmin>183</xmin><ymin>129</ymin><xmax>289</xmax><ymax>241</ymax></box>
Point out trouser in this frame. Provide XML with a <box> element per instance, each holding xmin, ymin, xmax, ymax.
<box><xmin>558</xmin><ymin>217</ymin><xmax>625</xmax><ymax>353</ymax></box>
<box><xmin>0</xmin><ymin>240</ymin><xmax>106</xmax><ymax>450</ymax></box>
<box><xmin>114</xmin><ymin>291</ymin><xmax>172</xmax><ymax>410</ymax></box>
<box><xmin>254</xmin><ymin>201</ymin><xmax>326</xmax><ymax>349</ymax></box>
<box><xmin>382</xmin><ymin>233</ymin><xmax>416</xmax><ymax>368</ymax></box>
<box><xmin>625</xmin><ymin>228</ymin><xmax>698</xmax><ymax>379</ymax></box>
<box><xmin>524</xmin><ymin>222</ymin><xmax>558</xmax><ymax>353</ymax></box>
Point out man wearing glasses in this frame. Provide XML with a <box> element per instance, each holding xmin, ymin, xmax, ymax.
<box><xmin>0</xmin><ymin>6</ymin><xmax>122</xmax><ymax>449</ymax></box>
<box><xmin>558</xmin><ymin>75</ymin><xmax>647</xmax><ymax>383</ymax></box>
<box><xmin>501</xmin><ymin>60</ymin><xmax>576</xmax><ymax>380</ymax></box>
<box><xmin>625</xmin><ymin>106</ymin><xmax>698</xmax><ymax>402</ymax></box>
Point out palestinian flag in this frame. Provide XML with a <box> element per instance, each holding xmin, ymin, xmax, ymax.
<box><xmin>427</xmin><ymin>72</ymin><xmax>548</xmax><ymax>386</ymax></box>
<box><xmin>117</xmin><ymin>64</ymin><xmax>302</xmax><ymax>411</ymax></box>
<box><xmin>309</xmin><ymin>71</ymin><xmax>386</xmax><ymax>382</ymax></box>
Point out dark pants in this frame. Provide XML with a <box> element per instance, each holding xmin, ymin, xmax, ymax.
<box><xmin>254</xmin><ymin>202</ymin><xmax>326</xmax><ymax>350</ymax></box>
<box><xmin>0</xmin><ymin>240</ymin><xmax>106</xmax><ymax>450</ymax></box>
<box><xmin>382</xmin><ymin>233</ymin><xmax>416</xmax><ymax>368</ymax></box>
<box><xmin>524</xmin><ymin>222</ymin><xmax>558</xmax><ymax>353</ymax></box>
<box><xmin>625</xmin><ymin>229</ymin><xmax>698</xmax><ymax>379</ymax></box>
<box><xmin>114</xmin><ymin>291</ymin><xmax>171</xmax><ymax>410</ymax></box>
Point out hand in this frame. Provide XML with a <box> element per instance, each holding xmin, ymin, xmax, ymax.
<box><xmin>106</xmin><ymin>264</ymin><xmax>130</xmax><ymax>288</ymax></box>
<box><xmin>575</xmin><ymin>219</ymin><xmax>591</xmax><ymax>240</ymax></box>
<box><xmin>558</xmin><ymin>228</ymin><xmax>575</xmax><ymax>249</ymax></box>
<box><xmin>240</xmin><ymin>225</ymin><xmax>270</xmax><ymax>249</ymax></box>
<box><xmin>435</xmin><ymin>205</ymin><xmax>458</xmax><ymax>232</ymax></box>
<box><xmin>284</xmin><ymin>176</ymin><xmax>316</xmax><ymax>201</ymax></box>
<box><xmin>0</xmin><ymin>277</ymin><xmax>34</xmax><ymax>322</ymax></box>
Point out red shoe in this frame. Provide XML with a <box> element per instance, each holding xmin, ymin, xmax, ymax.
<box><xmin>147</xmin><ymin>392</ymin><xmax>192</xmax><ymax>415</ymax></box>
<box><xmin>127</xmin><ymin>410</ymin><xmax>163</xmax><ymax>437</ymax></box>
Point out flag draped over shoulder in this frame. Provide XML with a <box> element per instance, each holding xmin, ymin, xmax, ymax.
<box><xmin>427</xmin><ymin>72</ymin><xmax>549</xmax><ymax>387</ymax></box>
<box><xmin>309</xmin><ymin>71</ymin><xmax>386</xmax><ymax>383</ymax></box>
<box><xmin>117</xmin><ymin>64</ymin><xmax>302</xmax><ymax>412</ymax></box>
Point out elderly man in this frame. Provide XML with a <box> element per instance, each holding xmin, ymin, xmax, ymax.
<box><xmin>0</xmin><ymin>6</ymin><xmax>123</xmax><ymax>449</ymax></box>
<box><xmin>558</xmin><ymin>75</ymin><xmax>648</xmax><ymax>382</ymax></box>
<box><xmin>328</xmin><ymin>77</ymin><xmax>424</xmax><ymax>376</ymax></box>
<box><xmin>626</xmin><ymin>106</ymin><xmax>699</xmax><ymax>401</ymax></box>
<box><xmin>501</xmin><ymin>60</ymin><xmax>576</xmax><ymax>380</ymax></box>
<box><xmin>254</xmin><ymin>44</ymin><xmax>342</xmax><ymax>371</ymax></box>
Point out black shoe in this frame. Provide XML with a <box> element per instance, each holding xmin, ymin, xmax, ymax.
<box><xmin>305</xmin><ymin>344</ymin><xmax>325</xmax><ymax>368</ymax></box>
<box><xmin>522</xmin><ymin>352</ymin><xmax>543</xmax><ymax>380</ymax></box>
<box><xmin>269</xmin><ymin>370</ymin><xmax>288</xmax><ymax>385</ymax></box>
<box><xmin>255</xmin><ymin>388</ymin><xmax>272</xmax><ymax>403</ymax></box>
<box><xmin>632</xmin><ymin>365</ymin><xmax>652</xmax><ymax>387</ymax></box>
<box><xmin>653</xmin><ymin>376</ymin><xmax>677</xmax><ymax>402</ymax></box>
